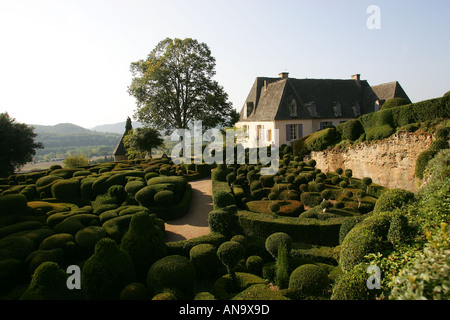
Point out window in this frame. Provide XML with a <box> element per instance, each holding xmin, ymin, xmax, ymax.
<box><xmin>290</xmin><ymin>99</ymin><xmax>297</xmax><ymax>117</ymax></box>
<box><xmin>320</xmin><ymin>121</ymin><xmax>333</xmax><ymax>130</ymax></box>
<box><xmin>286</xmin><ymin>124</ymin><xmax>303</xmax><ymax>141</ymax></box>
<box><xmin>290</xmin><ymin>124</ymin><xmax>297</xmax><ymax>140</ymax></box>
<box><xmin>256</xmin><ymin>125</ymin><xmax>263</xmax><ymax>141</ymax></box>
<box><xmin>332</xmin><ymin>102</ymin><xmax>342</xmax><ymax>117</ymax></box>
<box><xmin>267</xmin><ymin>129</ymin><xmax>272</xmax><ymax>142</ymax></box>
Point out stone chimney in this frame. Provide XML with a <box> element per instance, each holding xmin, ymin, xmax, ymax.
<box><xmin>352</xmin><ymin>74</ymin><xmax>361</xmax><ymax>81</ymax></box>
<box><xmin>279</xmin><ymin>72</ymin><xmax>289</xmax><ymax>79</ymax></box>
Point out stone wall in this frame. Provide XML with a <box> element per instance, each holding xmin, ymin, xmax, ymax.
<box><xmin>309</xmin><ymin>132</ymin><xmax>435</xmax><ymax>192</ymax></box>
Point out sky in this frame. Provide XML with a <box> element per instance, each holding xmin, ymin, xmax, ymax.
<box><xmin>0</xmin><ymin>0</ymin><xmax>449</xmax><ymax>129</ymax></box>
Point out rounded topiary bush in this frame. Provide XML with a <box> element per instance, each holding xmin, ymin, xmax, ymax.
<box><xmin>381</xmin><ymin>97</ymin><xmax>410</xmax><ymax>109</ymax></box>
<box><xmin>81</xmin><ymin>238</ymin><xmax>136</xmax><ymax>299</ymax></box>
<box><xmin>189</xmin><ymin>243</ymin><xmax>219</xmax><ymax>280</ymax></box>
<box><xmin>208</xmin><ymin>206</ymin><xmax>240</xmax><ymax>237</ymax></box>
<box><xmin>121</xmin><ymin>212</ymin><xmax>167</xmax><ymax>282</ymax></box>
<box><xmin>246</xmin><ymin>255</ymin><xmax>264</xmax><ymax>277</ymax></box>
<box><xmin>0</xmin><ymin>193</ymin><xmax>28</xmax><ymax>215</ymax></box>
<box><xmin>288</xmin><ymin>264</ymin><xmax>330</xmax><ymax>299</ymax></box>
<box><xmin>146</xmin><ymin>255</ymin><xmax>195</xmax><ymax>299</ymax></box>
<box><xmin>212</xmin><ymin>164</ymin><xmax>229</xmax><ymax>182</ymax></box>
<box><xmin>24</xmin><ymin>248</ymin><xmax>64</xmax><ymax>274</ymax></box>
<box><xmin>213</xmin><ymin>190</ymin><xmax>236</xmax><ymax>209</ymax></box>
<box><xmin>75</xmin><ymin>226</ymin><xmax>109</xmax><ymax>258</ymax></box>
<box><xmin>20</xmin><ymin>261</ymin><xmax>82</xmax><ymax>300</ymax></box>
<box><xmin>265</xmin><ymin>232</ymin><xmax>292</xmax><ymax>260</ymax></box>
<box><xmin>373</xmin><ymin>188</ymin><xmax>415</xmax><ymax>214</ymax></box>
<box><xmin>120</xmin><ymin>282</ymin><xmax>149</xmax><ymax>300</ymax></box>
<box><xmin>154</xmin><ymin>190</ymin><xmax>175</xmax><ymax>206</ymax></box>
<box><xmin>331</xmin><ymin>263</ymin><xmax>374</xmax><ymax>300</ymax></box>
<box><xmin>339</xmin><ymin>214</ymin><xmax>391</xmax><ymax>272</ymax></box>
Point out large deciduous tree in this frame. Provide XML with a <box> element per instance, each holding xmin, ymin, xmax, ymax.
<box><xmin>128</xmin><ymin>38</ymin><xmax>239</xmax><ymax>133</ymax></box>
<box><xmin>0</xmin><ymin>113</ymin><xmax>44</xmax><ymax>177</ymax></box>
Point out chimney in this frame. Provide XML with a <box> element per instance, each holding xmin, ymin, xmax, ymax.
<box><xmin>352</xmin><ymin>74</ymin><xmax>361</xmax><ymax>81</ymax></box>
<box><xmin>279</xmin><ymin>72</ymin><xmax>289</xmax><ymax>79</ymax></box>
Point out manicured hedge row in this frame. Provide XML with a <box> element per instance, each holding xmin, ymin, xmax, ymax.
<box><xmin>237</xmin><ymin>210</ymin><xmax>345</xmax><ymax>247</ymax></box>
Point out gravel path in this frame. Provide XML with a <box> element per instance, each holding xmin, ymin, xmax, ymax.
<box><xmin>164</xmin><ymin>177</ymin><xmax>213</xmax><ymax>242</ymax></box>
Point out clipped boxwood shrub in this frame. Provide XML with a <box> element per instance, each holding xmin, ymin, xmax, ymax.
<box><xmin>365</xmin><ymin>125</ymin><xmax>395</xmax><ymax>141</ymax></box>
<box><xmin>189</xmin><ymin>243</ymin><xmax>219</xmax><ymax>280</ymax></box>
<box><xmin>120</xmin><ymin>212</ymin><xmax>167</xmax><ymax>282</ymax></box>
<box><xmin>331</xmin><ymin>263</ymin><xmax>375</xmax><ymax>300</ymax></box>
<box><xmin>146</xmin><ymin>255</ymin><xmax>195</xmax><ymax>298</ymax></box>
<box><xmin>339</xmin><ymin>214</ymin><xmax>391</xmax><ymax>272</ymax></box>
<box><xmin>209</xmin><ymin>206</ymin><xmax>241</xmax><ymax>237</ymax></box>
<box><xmin>213</xmin><ymin>190</ymin><xmax>236</xmax><ymax>209</ymax></box>
<box><xmin>20</xmin><ymin>261</ymin><xmax>82</xmax><ymax>300</ymax></box>
<box><xmin>288</xmin><ymin>264</ymin><xmax>330</xmax><ymax>299</ymax></box>
<box><xmin>212</xmin><ymin>164</ymin><xmax>230</xmax><ymax>182</ymax></box>
<box><xmin>154</xmin><ymin>190</ymin><xmax>175</xmax><ymax>206</ymax></box>
<box><xmin>0</xmin><ymin>193</ymin><xmax>28</xmax><ymax>215</ymax></box>
<box><xmin>373</xmin><ymin>188</ymin><xmax>415</xmax><ymax>214</ymax></box>
<box><xmin>300</xmin><ymin>192</ymin><xmax>322</xmax><ymax>207</ymax></box>
<box><xmin>337</xmin><ymin>119</ymin><xmax>365</xmax><ymax>141</ymax></box>
<box><xmin>81</xmin><ymin>238</ymin><xmax>136</xmax><ymax>300</ymax></box>
<box><xmin>51</xmin><ymin>179</ymin><xmax>81</xmax><ymax>203</ymax></box>
<box><xmin>381</xmin><ymin>97</ymin><xmax>410</xmax><ymax>109</ymax></box>
<box><xmin>265</xmin><ymin>232</ymin><xmax>292</xmax><ymax>260</ymax></box>
<box><xmin>305</xmin><ymin>127</ymin><xmax>339</xmax><ymax>152</ymax></box>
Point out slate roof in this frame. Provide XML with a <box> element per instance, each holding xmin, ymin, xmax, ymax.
<box><xmin>239</xmin><ymin>75</ymin><xmax>409</xmax><ymax>122</ymax></box>
<box><xmin>113</xmin><ymin>134</ymin><xmax>127</xmax><ymax>156</ymax></box>
<box><xmin>371</xmin><ymin>81</ymin><xmax>411</xmax><ymax>104</ymax></box>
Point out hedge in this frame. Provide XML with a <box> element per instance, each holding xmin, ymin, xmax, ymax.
<box><xmin>238</xmin><ymin>210</ymin><xmax>345</xmax><ymax>246</ymax></box>
<box><xmin>336</xmin><ymin>119</ymin><xmax>364</xmax><ymax>141</ymax></box>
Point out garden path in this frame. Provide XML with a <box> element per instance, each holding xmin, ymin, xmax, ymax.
<box><xmin>164</xmin><ymin>177</ymin><xmax>213</xmax><ymax>242</ymax></box>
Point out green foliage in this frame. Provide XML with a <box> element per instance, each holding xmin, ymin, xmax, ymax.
<box><xmin>217</xmin><ymin>241</ymin><xmax>245</xmax><ymax>283</ymax></box>
<box><xmin>212</xmin><ymin>164</ymin><xmax>230</xmax><ymax>182</ymax></box>
<box><xmin>154</xmin><ymin>190</ymin><xmax>175</xmax><ymax>206</ymax></box>
<box><xmin>129</xmin><ymin>37</ymin><xmax>237</xmax><ymax>132</ymax></box>
<box><xmin>415</xmin><ymin>150</ymin><xmax>437</xmax><ymax>180</ymax></box>
<box><xmin>63</xmin><ymin>154</ymin><xmax>89</xmax><ymax>168</ymax></box>
<box><xmin>389</xmin><ymin>224</ymin><xmax>450</xmax><ymax>300</ymax></box>
<box><xmin>189</xmin><ymin>243</ymin><xmax>219</xmax><ymax>281</ymax></box>
<box><xmin>51</xmin><ymin>178</ymin><xmax>81</xmax><ymax>203</ymax></box>
<box><xmin>0</xmin><ymin>113</ymin><xmax>43</xmax><ymax>177</ymax></box>
<box><xmin>331</xmin><ymin>263</ymin><xmax>374</xmax><ymax>300</ymax></box>
<box><xmin>0</xmin><ymin>193</ymin><xmax>28</xmax><ymax>215</ymax></box>
<box><xmin>300</xmin><ymin>192</ymin><xmax>322</xmax><ymax>207</ymax></box>
<box><xmin>275</xmin><ymin>242</ymin><xmax>290</xmax><ymax>289</ymax></box>
<box><xmin>339</xmin><ymin>214</ymin><xmax>391</xmax><ymax>272</ymax></box>
<box><xmin>123</xmin><ymin>127</ymin><xmax>164</xmax><ymax>159</ymax></box>
<box><xmin>288</xmin><ymin>264</ymin><xmax>330</xmax><ymax>299</ymax></box>
<box><xmin>339</xmin><ymin>216</ymin><xmax>366</xmax><ymax>244</ymax></box>
<box><xmin>305</xmin><ymin>127</ymin><xmax>339</xmax><ymax>152</ymax></box>
<box><xmin>213</xmin><ymin>190</ymin><xmax>236</xmax><ymax>209</ymax></box>
<box><xmin>81</xmin><ymin>238</ymin><xmax>136</xmax><ymax>299</ymax></box>
<box><xmin>336</xmin><ymin>119</ymin><xmax>365</xmax><ymax>141</ymax></box>
<box><xmin>121</xmin><ymin>212</ymin><xmax>167</xmax><ymax>282</ymax></box>
<box><xmin>146</xmin><ymin>255</ymin><xmax>195</xmax><ymax>298</ymax></box>
<box><xmin>381</xmin><ymin>98</ymin><xmax>410</xmax><ymax>109</ymax></box>
<box><xmin>387</xmin><ymin>212</ymin><xmax>410</xmax><ymax>247</ymax></box>
<box><xmin>373</xmin><ymin>188</ymin><xmax>415</xmax><ymax>214</ymax></box>
<box><xmin>365</xmin><ymin>125</ymin><xmax>395</xmax><ymax>141</ymax></box>
<box><xmin>265</xmin><ymin>232</ymin><xmax>292</xmax><ymax>260</ymax></box>
<box><xmin>20</xmin><ymin>261</ymin><xmax>82</xmax><ymax>300</ymax></box>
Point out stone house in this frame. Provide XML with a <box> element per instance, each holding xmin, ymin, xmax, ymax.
<box><xmin>235</xmin><ymin>72</ymin><xmax>410</xmax><ymax>148</ymax></box>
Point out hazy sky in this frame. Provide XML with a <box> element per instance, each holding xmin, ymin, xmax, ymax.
<box><xmin>0</xmin><ymin>0</ymin><xmax>449</xmax><ymax>128</ymax></box>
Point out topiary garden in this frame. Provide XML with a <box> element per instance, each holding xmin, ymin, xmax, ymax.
<box><xmin>0</xmin><ymin>122</ymin><xmax>448</xmax><ymax>300</ymax></box>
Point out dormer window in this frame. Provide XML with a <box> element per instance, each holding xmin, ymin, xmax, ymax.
<box><xmin>244</xmin><ymin>102</ymin><xmax>253</xmax><ymax>119</ymax></box>
<box><xmin>289</xmin><ymin>99</ymin><xmax>297</xmax><ymax>117</ymax></box>
<box><xmin>306</xmin><ymin>101</ymin><xmax>317</xmax><ymax>117</ymax></box>
<box><xmin>352</xmin><ymin>103</ymin><xmax>361</xmax><ymax>117</ymax></box>
<box><xmin>332</xmin><ymin>102</ymin><xmax>342</xmax><ymax>117</ymax></box>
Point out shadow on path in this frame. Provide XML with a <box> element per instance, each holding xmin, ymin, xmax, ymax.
<box><xmin>164</xmin><ymin>177</ymin><xmax>213</xmax><ymax>243</ymax></box>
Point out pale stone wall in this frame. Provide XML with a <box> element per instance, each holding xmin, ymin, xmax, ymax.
<box><xmin>309</xmin><ymin>132</ymin><xmax>435</xmax><ymax>192</ymax></box>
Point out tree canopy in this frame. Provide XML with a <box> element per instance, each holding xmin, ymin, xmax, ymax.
<box><xmin>123</xmin><ymin>127</ymin><xmax>164</xmax><ymax>159</ymax></box>
<box><xmin>0</xmin><ymin>113</ymin><xmax>44</xmax><ymax>177</ymax></box>
<box><xmin>128</xmin><ymin>38</ymin><xmax>239</xmax><ymax>133</ymax></box>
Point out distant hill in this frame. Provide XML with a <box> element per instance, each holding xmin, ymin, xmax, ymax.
<box><xmin>91</xmin><ymin>121</ymin><xmax>143</xmax><ymax>134</ymax></box>
<box><xmin>29</xmin><ymin>123</ymin><xmax>122</xmax><ymax>161</ymax></box>
<box><xmin>32</xmin><ymin>123</ymin><xmax>93</xmax><ymax>134</ymax></box>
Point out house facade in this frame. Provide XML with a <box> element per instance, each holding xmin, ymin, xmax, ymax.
<box><xmin>235</xmin><ymin>72</ymin><xmax>410</xmax><ymax>148</ymax></box>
